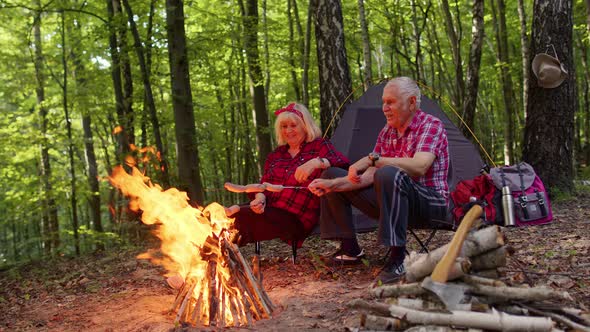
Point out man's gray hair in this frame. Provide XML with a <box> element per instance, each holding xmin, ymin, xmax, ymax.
<box><xmin>385</xmin><ymin>77</ymin><xmax>421</xmax><ymax>109</ymax></box>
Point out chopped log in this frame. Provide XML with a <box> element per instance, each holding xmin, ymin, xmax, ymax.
<box><xmin>227</xmin><ymin>294</ymin><xmax>240</xmax><ymax>326</ymax></box>
<box><xmin>170</xmin><ymin>278</ymin><xmax>194</xmax><ymax>313</ymax></box>
<box><xmin>461</xmin><ymin>275</ymin><xmax>506</xmax><ymax>287</ymax></box>
<box><xmin>175</xmin><ymin>281</ymin><xmax>197</xmax><ymax>324</ymax></box>
<box><xmin>360</xmin><ymin>313</ymin><xmax>409</xmax><ymax>331</ymax></box>
<box><xmin>405</xmin><ymin>226</ymin><xmax>504</xmax><ymax>282</ymax></box>
<box><xmin>470</xmin><ymin>246</ymin><xmax>509</xmax><ymax>271</ymax></box>
<box><xmin>372</xmin><ymin>282</ymin><xmax>426</xmax><ymax>298</ymax></box>
<box><xmin>468</xmin><ymin>283</ymin><xmax>573</xmax><ymax>302</ymax></box>
<box><xmin>348</xmin><ymin>299</ymin><xmax>392</xmax><ymax>316</ymax></box>
<box><xmin>190</xmin><ymin>292</ymin><xmax>203</xmax><ymax>325</ymax></box>
<box><xmin>384</xmin><ymin>297</ymin><xmax>486</xmax><ymax>312</ymax></box>
<box><xmin>406</xmin><ymin>258</ymin><xmax>471</xmax><ymax>283</ymax></box>
<box><xmin>207</xmin><ymin>255</ymin><xmax>218</xmax><ymax>326</ymax></box>
<box><xmin>225</xmin><ymin>240</ymin><xmax>274</xmax><ymax>315</ymax></box>
<box><xmin>471</xmin><ymin>269</ymin><xmax>500</xmax><ymax>279</ymax></box>
<box><xmin>252</xmin><ymin>254</ymin><xmax>262</xmax><ymax>286</ymax></box>
<box><xmin>227</xmin><ymin>258</ymin><xmax>264</xmax><ymax>320</ymax></box>
<box><xmin>388</xmin><ymin>304</ymin><xmax>555</xmax><ymax>331</ymax></box>
<box><xmin>405</xmin><ymin>326</ymin><xmax>483</xmax><ymax>332</ymax></box>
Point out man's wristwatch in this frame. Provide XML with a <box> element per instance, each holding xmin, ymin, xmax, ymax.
<box><xmin>368</xmin><ymin>152</ymin><xmax>380</xmax><ymax>167</ymax></box>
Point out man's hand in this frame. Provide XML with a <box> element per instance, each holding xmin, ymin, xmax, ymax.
<box><xmin>348</xmin><ymin>157</ymin><xmax>372</xmax><ymax>184</ymax></box>
<box><xmin>250</xmin><ymin>194</ymin><xmax>266</xmax><ymax>214</ymax></box>
<box><xmin>308</xmin><ymin>178</ymin><xmax>334</xmax><ymax>196</ymax></box>
<box><xmin>294</xmin><ymin>158</ymin><xmax>321</xmax><ymax>183</ymax></box>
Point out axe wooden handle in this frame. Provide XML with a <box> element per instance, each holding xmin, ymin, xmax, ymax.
<box><xmin>430</xmin><ymin>204</ymin><xmax>483</xmax><ymax>283</ymax></box>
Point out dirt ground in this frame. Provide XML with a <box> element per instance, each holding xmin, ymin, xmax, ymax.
<box><xmin>1</xmin><ymin>192</ymin><xmax>589</xmax><ymax>332</ymax></box>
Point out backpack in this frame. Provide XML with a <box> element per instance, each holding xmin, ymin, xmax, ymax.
<box><xmin>450</xmin><ymin>174</ymin><xmax>503</xmax><ymax>225</ymax></box>
<box><xmin>490</xmin><ymin>162</ymin><xmax>553</xmax><ymax>226</ymax></box>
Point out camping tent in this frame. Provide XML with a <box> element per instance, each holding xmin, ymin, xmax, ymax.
<box><xmin>330</xmin><ymin>82</ymin><xmax>485</xmax><ymax>232</ymax></box>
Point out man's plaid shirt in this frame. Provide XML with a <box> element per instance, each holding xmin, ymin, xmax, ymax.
<box><xmin>373</xmin><ymin>109</ymin><xmax>449</xmax><ymax>201</ymax></box>
<box><xmin>259</xmin><ymin>138</ymin><xmax>349</xmax><ymax>235</ymax></box>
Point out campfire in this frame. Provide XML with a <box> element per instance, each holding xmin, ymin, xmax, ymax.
<box><xmin>108</xmin><ymin>165</ymin><xmax>274</xmax><ymax>327</ymax></box>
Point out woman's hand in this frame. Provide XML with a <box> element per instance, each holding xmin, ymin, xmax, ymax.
<box><xmin>250</xmin><ymin>194</ymin><xmax>266</xmax><ymax>214</ymax></box>
<box><xmin>294</xmin><ymin>158</ymin><xmax>322</xmax><ymax>183</ymax></box>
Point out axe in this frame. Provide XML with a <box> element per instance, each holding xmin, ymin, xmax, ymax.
<box><xmin>421</xmin><ymin>204</ymin><xmax>483</xmax><ymax>310</ymax></box>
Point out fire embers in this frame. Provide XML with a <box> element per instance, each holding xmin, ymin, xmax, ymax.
<box><xmin>170</xmin><ymin>231</ymin><xmax>274</xmax><ymax>327</ymax></box>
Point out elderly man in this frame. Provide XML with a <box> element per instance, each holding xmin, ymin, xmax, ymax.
<box><xmin>309</xmin><ymin>77</ymin><xmax>449</xmax><ymax>285</ymax></box>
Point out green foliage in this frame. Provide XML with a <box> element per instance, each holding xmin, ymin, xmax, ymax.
<box><xmin>0</xmin><ymin>0</ymin><xmax>587</xmax><ymax>265</ymax></box>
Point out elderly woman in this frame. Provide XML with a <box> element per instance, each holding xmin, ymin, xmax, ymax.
<box><xmin>228</xmin><ymin>102</ymin><xmax>349</xmax><ymax>246</ymax></box>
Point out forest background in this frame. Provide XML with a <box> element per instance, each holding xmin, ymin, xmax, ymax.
<box><xmin>0</xmin><ymin>0</ymin><xmax>586</xmax><ymax>266</ymax></box>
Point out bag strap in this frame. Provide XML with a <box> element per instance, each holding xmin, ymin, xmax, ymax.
<box><xmin>535</xmin><ymin>189</ymin><xmax>548</xmax><ymax>217</ymax></box>
<box><xmin>517</xmin><ymin>163</ymin><xmax>526</xmax><ymax>195</ymax></box>
<box><xmin>516</xmin><ymin>163</ymin><xmax>530</xmax><ymax>219</ymax></box>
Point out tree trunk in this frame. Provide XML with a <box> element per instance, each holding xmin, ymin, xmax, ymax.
<box><xmin>121</xmin><ymin>0</ymin><xmax>170</xmax><ymax>186</ymax></box>
<box><xmin>585</xmin><ymin>0</ymin><xmax>590</xmax><ymax>165</ymax></box>
<box><xmin>240</xmin><ymin>0</ymin><xmax>272</xmax><ymax>175</ymax></box>
<box><xmin>517</xmin><ymin>0</ymin><xmax>530</xmax><ymax>121</ymax></box>
<box><xmin>358</xmin><ymin>0</ymin><xmax>372</xmax><ymax>89</ymax></box>
<box><xmin>461</xmin><ymin>0</ymin><xmax>484</xmax><ymax>139</ymax></box>
<box><xmin>302</xmin><ymin>0</ymin><xmax>315</xmax><ymax>107</ymax></box>
<box><xmin>287</xmin><ymin>0</ymin><xmax>301</xmax><ymax>100</ymax></box>
<box><xmin>314</xmin><ymin>0</ymin><xmax>353</xmax><ymax>135</ymax></box>
<box><xmin>440</xmin><ymin>0</ymin><xmax>464</xmax><ymax>110</ymax></box>
<box><xmin>141</xmin><ymin>0</ymin><xmax>156</xmax><ymax>149</ymax></box>
<box><xmin>60</xmin><ymin>12</ymin><xmax>80</xmax><ymax>256</ymax></box>
<box><xmin>262</xmin><ymin>0</ymin><xmax>270</xmax><ymax>108</ymax></box>
<box><xmin>523</xmin><ymin>0</ymin><xmax>575</xmax><ymax>194</ymax></box>
<box><xmin>106</xmin><ymin>0</ymin><xmax>129</xmax><ymax>159</ymax></box>
<box><xmin>70</xmin><ymin>17</ymin><xmax>104</xmax><ymax>251</ymax></box>
<box><xmin>165</xmin><ymin>0</ymin><xmax>205</xmax><ymax>205</ymax></box>
<box><xmin>110</xmin><ymin>0</ymin><xmax>134</xmax><ymax>152</ymax></box>
<box><xmin>494</xmin><ymin>0</ymin><xmax>516</xmax><ymax>164</ymax></box>
<box><xmin>33</xmin><ymin>6</ymin><xmax>59</xmax><ymax>255</ymax></box>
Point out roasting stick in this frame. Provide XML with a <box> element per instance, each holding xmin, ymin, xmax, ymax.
<box><xmin>224</xmin><ymin>182</ymin><xmax>307</xmax><ymax>193</ymax></box>
<box><xmin>223</xmin><ymin>182</ymin><xmax>308</xmax><ymax>217</ymax></box>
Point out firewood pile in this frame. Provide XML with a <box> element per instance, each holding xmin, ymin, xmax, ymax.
<box><xmin>170</xmin><ymin>230</ymin><xmax>274</xmax><ymax>328</ymax></box>
<box><xmin>349</xmin><ymin>225</ymin><xmax>590</xmax><ymax>331</ymax></box>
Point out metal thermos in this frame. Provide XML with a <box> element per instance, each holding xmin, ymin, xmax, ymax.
<box><xmin>502</xmin><ymin>186</ymin><xmax>516</xmax><ymax>227</ymax></box>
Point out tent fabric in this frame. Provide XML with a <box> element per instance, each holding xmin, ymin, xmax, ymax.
<box><xmin>329</xmin><ymin>82</ymin><xmax>485</xmax><ymax>232</ymax></box>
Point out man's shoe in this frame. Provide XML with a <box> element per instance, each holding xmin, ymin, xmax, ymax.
<box><xmin>373</xmin><ymin>259</ymin><xmax>405</xmax><ymax>286</ymax></box>
<box><xmin>328</xmin><ymin>248</ymin><xmax>365</xmax><ymax>265</ymax></box>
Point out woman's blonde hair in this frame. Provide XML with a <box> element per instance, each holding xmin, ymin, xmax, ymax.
<box><xmin>274</xmin><ymin>103</ymin><xmax>322</xmax><ymax>146</ymax></box>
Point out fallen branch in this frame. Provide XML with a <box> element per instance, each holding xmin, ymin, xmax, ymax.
<box><xmin>371</xmin><ymin>282</ymin><xmax>426</xmax><ymax>299</ymax></box>
<box><xmin>468</xmin><ymin>283</ymin><xmax>573</xmax><ymax>303</ymax></box>
<box><xmin>460</xmin><ymin>275</ymin><xmax>506</xmax><ymax>288</ymax></box>
<box><xmin>516</xmin><ymin>302</ymin><xmax>590</xmax><ymax>332</ymax></box>
<box><xmin>388</xmin><ymin>303</ymin><xmax>554</xmax><ymax>331</ymax></box>
<box><xmin>360</xmin><ymin>313</ymin><xmax>409</xmax><ymax>331</ymax></box>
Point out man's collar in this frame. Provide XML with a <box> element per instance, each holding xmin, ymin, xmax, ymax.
<box><xmin>391</xmin><ymin>109</ymin><xmax>422</xmax><ymax>136</ymax></box>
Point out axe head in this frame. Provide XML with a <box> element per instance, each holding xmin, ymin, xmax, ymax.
<box><xmin>421</xmin><ymin>277</ymin><xmax>471</xmax><ymax>311</ymax></box>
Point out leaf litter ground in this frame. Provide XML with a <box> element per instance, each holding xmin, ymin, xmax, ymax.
<box><xmin>1</xmin><ymin>192</ymin><xmax>589</xmax><ymax>331</ymax></box>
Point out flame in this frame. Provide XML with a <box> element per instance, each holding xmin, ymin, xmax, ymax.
<box><xmin>112</xmin><ymin>126</ymin><xmax>123</xmax><ymax>135</ymax></box>
<box><xmin>108</xmin><ymin>165</ymin><xmax>255</xmax><ymax>326</ymax></box>
<box><xmin>108</xmin><ymin>166</ymin><xmax>232</xmax><ymax>277</ymax></box>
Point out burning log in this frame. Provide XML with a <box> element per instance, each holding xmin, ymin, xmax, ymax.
<box><xmin>170</xmin><ymin>232</ymin><xmax>274</xmax><ymax>327</ymax></box>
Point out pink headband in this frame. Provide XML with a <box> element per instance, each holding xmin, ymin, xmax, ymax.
<box><xmin>274</xmin><ymin>103</ymin><xmax>303</xmax><ymax>120</ymax></box>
